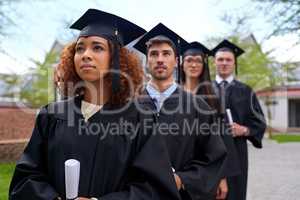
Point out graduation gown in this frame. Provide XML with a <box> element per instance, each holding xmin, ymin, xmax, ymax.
<box><xmin>195</xmin><ymin>85</ymin><xmax>241</xmax><ymax>179</ymax></box>
<box><xmin>9</xmin><ymin>96</ymin><xmax>180</xmax><ymax>200</ymax></box>
<box><xmin>212</xmin><ymin>80</ymin><xmax>266</xmax><ymax>200</ymax></box>
<box><xmin>138</xmin><ymin>87</ymin><xmax>227</xmax><ymax>200</ymax></box>
<box><xmin>216</xmin><ymin>116</ymin><xmax>241</xmax><ymax>179</ymax></box>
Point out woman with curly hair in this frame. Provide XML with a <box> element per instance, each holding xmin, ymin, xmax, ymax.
<box><xmin>9</xmin><ymin>9</ymin><xmax>180</xmax><ymax>200</ymax></box>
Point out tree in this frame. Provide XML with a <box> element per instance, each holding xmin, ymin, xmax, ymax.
<box><xmin>254</xmin><ymin>0</ymin><xmax>300</xmax><ymax>39</ymax></box>
<box><xmin>19</xmin><ymin>51</ymin><xmax>58</xmax><ymax>108</ymax></box>
<box><xmin>0</xmin><ymin>0</ymin><xmax>22</xmax><ymax>42</ymax></box>
<box><xmin>0</xmin><ymin>73</ymin><xmax>21</xmax><ymax>99</ymax></box>
<box><xmin>0</xmin><ymin>0</ymin><xmax>14</xmax><ymax>35</ymax></box>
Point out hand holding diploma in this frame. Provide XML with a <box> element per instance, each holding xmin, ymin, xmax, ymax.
<box><xmin>226</xmin><ymin>109</ymin><xmax>249</xmax><ymax>137</ymax></box>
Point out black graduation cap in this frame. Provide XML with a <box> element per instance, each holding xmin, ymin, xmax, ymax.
<box><xmin>211</xmin><ymin>39</ymin><xmax>245</xmax><ymax>75</ymax></box>
<box><xmin>133</xmin><ymin>23</ymin><xmax>189</xmax><ymax>83</ymax></box>
<box><xmin>182</xmin><ymin>41</ymin><xmax>212</xmax><ymax>58</ymax></box>
<box><xmin>70</xmin><ymin>8</ymin><xmax>146</xmax><ymax>92</ymax></box>
<box><xmin>181</xmin><ymin>41</ymin><xmax>212</xmax><ymax>83</ymax></box>
<box><xmin>182</xmin><ymin>41</ymin><xmax>212</xmax><ymax>67</ymax></box>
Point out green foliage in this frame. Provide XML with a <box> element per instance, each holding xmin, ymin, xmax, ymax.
<box><xmin>0</xmin><ymin>163</ymin><xmax>15</xmax><ymax>200</ymax></box>
<box><xmin>282</xmin><ymin>62</ymin><xmax>300</xmax><ymax>82</ymax></box>
<box><xmin>271</xmin><ymin>134</ymin><xmax>300</xmax><ymax>143</ymax></box>
<box><xmin>0</xmin><ymin>49</ymin><xmax>58</xmax><ymax>108</ymax></box>
<box><xmin>230</xmin><ymin>36</ymin><xmax>274</xmax><ymax>90</ymax></box>
<box><xmin>0</xmin><ymin>73</ymin><xmax>21</xmax><ymax>98</ymax></box>
<box><xmin>19</xmin><ymin>51</ymin><xmax>58</xmax><ymax>108</ymax></box>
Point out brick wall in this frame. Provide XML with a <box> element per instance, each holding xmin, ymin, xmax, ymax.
<box><xmin>0</xmin><ymin>139</ymin><xmax>29</xmax><ymax>162</ymax></box>
<box><xmin>0</xmin><ymin>107</ymin><xmax>36</xmax><ymax>162</ymax></box>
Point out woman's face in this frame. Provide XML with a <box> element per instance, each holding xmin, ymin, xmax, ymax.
<box><xmin>183</xmin><ymin>55</ymin><xmax>204</xmax><ymax>79</ymax></box>
<box><xmin>74</xmin><ymin>36</ymin><xmax>111</xmax><ymax>82</ymax></box>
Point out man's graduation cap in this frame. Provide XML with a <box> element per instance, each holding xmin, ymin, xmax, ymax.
<box><xmin>211</xmin><ymin>39</ymin><xmax>245</xmax><ymax>75</ymax></box>
<box><xmin>133</xmin><ymin>23</ymin><xmax>189</xmax><ymax>83</ymax></box>
<box><xmin>70</xmin><ymin>8</ymin><xmax>146</xmax><ymax>92</ymax></box>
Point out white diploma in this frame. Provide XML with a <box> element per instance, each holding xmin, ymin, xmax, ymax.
<box><xmin>65</xmin><ymin>159</ymin><xmax>80</xmax><ymax>199</ymax></box>
<box><xmin>226</xmin><ymin>109</ymin><xmax>234</xmax><ymax>125</ymax></box>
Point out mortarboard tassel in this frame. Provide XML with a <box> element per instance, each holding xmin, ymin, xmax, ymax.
<box><xmin>112</xmin><ymin>29</ymin><xmax>120</xmax><ymax>93</ymax></box>
<box><xmin>177</xmin><ymin>38</ymin><xmax>181</xmax><ymax>84</ymax></box>
<box><xmin>235</xmin><ymin>57</ymin><xmax>238</xmax><ymax>76</ymax></box>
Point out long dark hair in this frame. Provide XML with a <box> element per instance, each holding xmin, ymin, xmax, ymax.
<box><xmin>181</xmin><ymin>51</ymin><xmax>218</xmax><ymax>109</ymax></box>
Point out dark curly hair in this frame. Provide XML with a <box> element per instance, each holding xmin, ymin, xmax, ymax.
<box><xmin>55</xmin><ymin>41</ymin><xmax>144</xmax><ymax>105</ymax></box>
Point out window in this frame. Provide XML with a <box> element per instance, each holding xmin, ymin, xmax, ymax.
<box><xmin>288</xmin><ymin>99</ymin><xmax>300</xmax><ymax>128</ymax></box>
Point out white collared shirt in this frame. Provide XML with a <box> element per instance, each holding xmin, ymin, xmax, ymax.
<box><xmin>146</xmin><ymin>81</ymin><xmax>177</xmax><ymax>111</ymax></box>
<box><xmin>81</xmin><ymin>100</ymin><xmax>103</xmax><ymax>122</ymax></box>
<box><xmin>215</xmin><ymin>74</ymin><xmax>234</xmax><ymax>84</ymax></box>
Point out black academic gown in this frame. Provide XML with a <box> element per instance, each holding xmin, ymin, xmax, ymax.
<box><xmin>212</xmin><ymin>80</ymin><xmax>266</xmax><ymax>200</ymax></box>
<box><xmin>138</xmin><ymin>87</ymin><xmax>227</xmax><ymax>200</ymax></box>
<box><xmin>9</xmin><ymin>96</ymin><xmax>180</xmax><ymax>200</ymax></box>
<box><xmin>216</xmin><ymin>115</ymin><xmax>241</xmax><ymax>179</ymax></box>
<box><xmin>195</xmin><ymin>86</ymin><xmax>241</xmax><ymax>182</ymax></box>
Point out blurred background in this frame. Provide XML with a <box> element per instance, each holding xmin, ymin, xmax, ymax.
<box><xmin>0</xmin><ymin>0</ymin><xmax>299</xmax><ymax>199</ymax></box>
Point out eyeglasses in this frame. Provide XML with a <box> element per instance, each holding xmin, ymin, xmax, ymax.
<box><xmin>184</xmin><ymin>58</ymin><xmax>203</xmax><ymax>64</ymax></box>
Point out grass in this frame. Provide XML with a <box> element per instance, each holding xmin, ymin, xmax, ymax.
<box><xmin>0</xmin><ymin>163</ymin><xmax>15</xmax><ymax>200</ymax></box>
<box><xmin>270</xmin><ymin>134</ymin><xmax>300</xmax><ymax>143</ymax></box>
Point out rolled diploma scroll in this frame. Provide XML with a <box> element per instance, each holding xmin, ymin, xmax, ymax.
<box><xmin>65</xmin><ymin>159</ymin><xmax>80</xmax><ymax>199</ymax></box>
<box><xmin>226</xmin><ymin>109</ymin><xmax>234</xmax><ymax>125</ymax></box>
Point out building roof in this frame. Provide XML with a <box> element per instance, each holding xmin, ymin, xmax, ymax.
<box><xmin>257</xmin><ymin>85</ymin><xmax>300</xmax><ymax>97</ymax></box>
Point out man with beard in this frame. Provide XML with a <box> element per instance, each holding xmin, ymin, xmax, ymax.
<box><xmin>134</xmin><ymin>23</ymin><xmax>227</xmax><ymax>200</ymax></box>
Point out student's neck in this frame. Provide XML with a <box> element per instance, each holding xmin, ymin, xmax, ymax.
<box><xmin>83</xmin><ymin>79</ymin><xmax>111</xmax><ymax>106</ymax></box>
<box><xmin>184</xmin><ymin>78</ymin><xmax>199</xmax><ymax>94</ymax></box>
<box><xmin>150</xmin><ymin>78</ymin><xmax>174</xmax><ymax>93</ymax></box>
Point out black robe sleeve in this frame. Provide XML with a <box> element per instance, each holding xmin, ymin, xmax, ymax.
<box><xmin>96</xmin><ymin>113</ymin><xmax>180</xmax><ymax>200</ymax></box>
<box><xmin>245</xmin><ymin>91</ymin><xmax>266</xmax><ymax>148</ymax></box>
<box><xmin>176</xmin><ymin>99</ymin><xmax>227</xmax><ymax>199</ymax></box>
<box><xmin>9</xmin><ymin>106</ymin><xmax>59</xmax><ymax>200</ymax></box>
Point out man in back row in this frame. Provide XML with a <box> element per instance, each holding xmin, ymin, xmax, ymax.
<box><xmin>211</xmin><ymin>40</ymin><xmax>266</xmax><ymax>200</ymax></box>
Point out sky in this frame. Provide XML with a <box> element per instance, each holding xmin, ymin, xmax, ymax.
<box><xmin>1</xmin><ymin>0</ymin><xmax>299</xmax><ymax>74</ymax></box>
